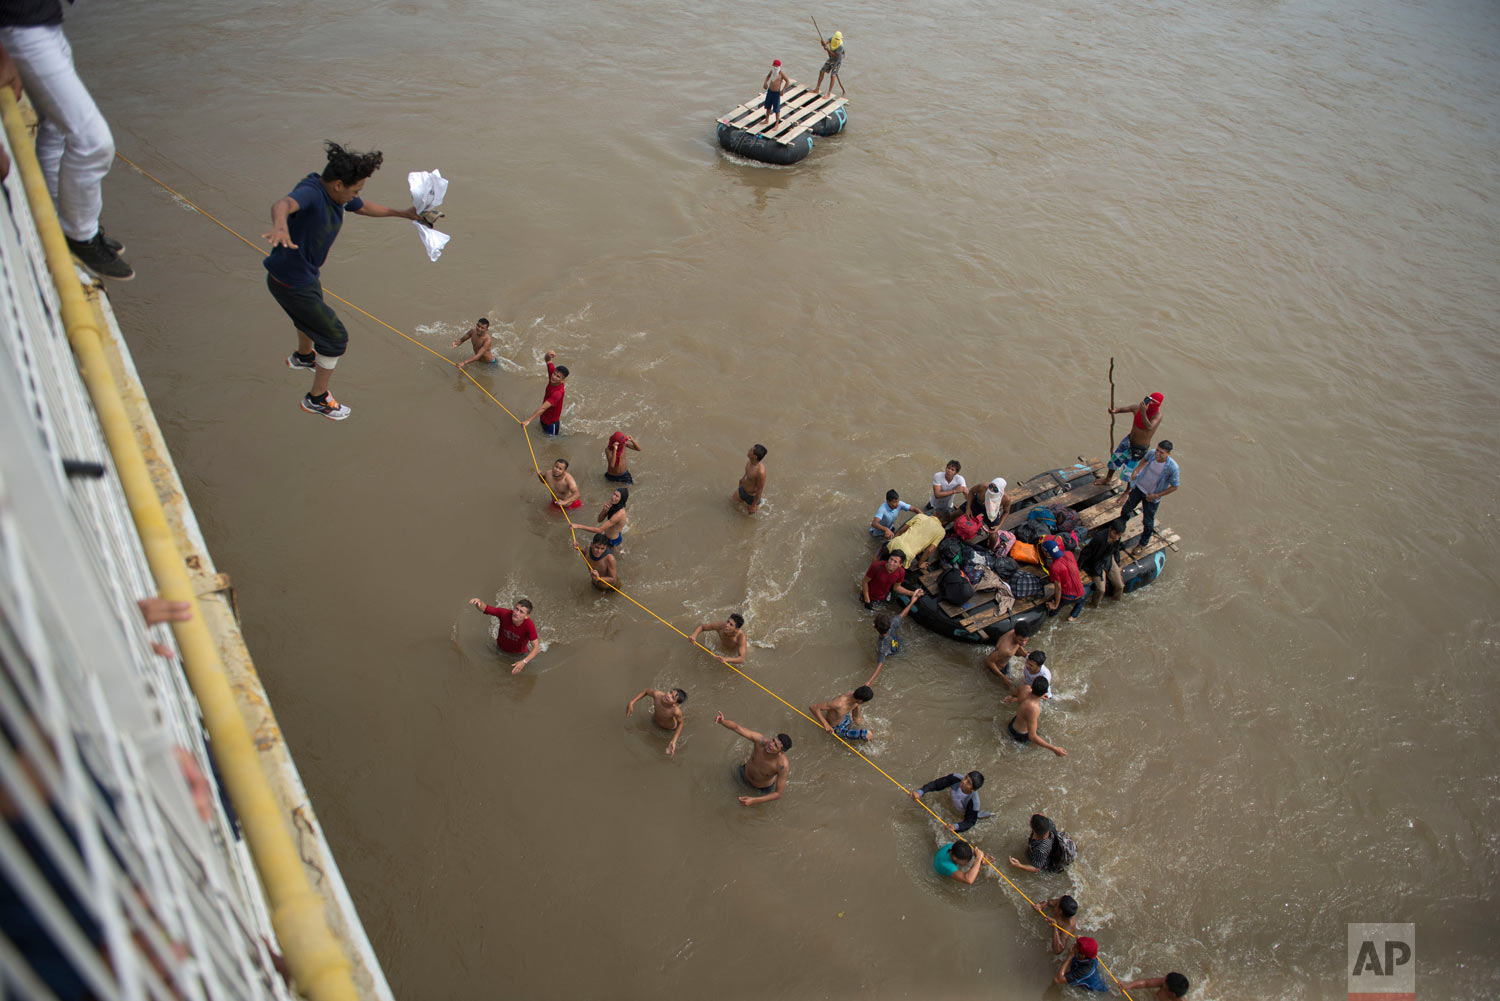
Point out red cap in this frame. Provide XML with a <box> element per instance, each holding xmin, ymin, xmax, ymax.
<box><xmin>1076</xmin><ymin>937</ymin><xmax>1099</xmax><ymax>959</ymax></box>
<box><xmin>773</xmin><ymin>59</ymin><xmax>781</xmax><ymax>66</ymax></box>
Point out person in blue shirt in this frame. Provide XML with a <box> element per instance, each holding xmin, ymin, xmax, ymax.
<box><xmin>932</xmin><ymin>841</ymin><xmax>985</xmax><ymax>884</ymax></box>
<box><xmin>262</xmin><ymin>141</ymin><xmax>419</xmax><ymax>421</ymax></box>
<box><xmin>869</xmin><ymin>489</ymin><xmax>913</xmax><ymax>538</ymax></box>
<box><xmin>1053</xmin><ymin>936</ymin><xmax>1108</xmax><ymax>992</ymax></box>
<box><xmin>1120</xmin><ymin>440</ymin><xmax>1180</xmax><ymax>556</ymax></box>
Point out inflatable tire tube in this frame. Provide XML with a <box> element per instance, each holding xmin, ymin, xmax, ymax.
<box><xmin>717</xmin><ymin>123</ymin><xmax>813</xmax><ymax>165</ymax></box>
<box><xmin>902</xmin><ymin>550</ymin><xmax>1168</xmax><ymax>643</ymax></box>
<box><xmin>811</xmin><ymin>106</ymin><xmax>848</xmax><ymax>137</ymax></box>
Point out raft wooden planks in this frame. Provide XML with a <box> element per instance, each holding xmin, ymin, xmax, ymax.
<box><xmin>717</xmin><ymin>83</ymin><xmax>847</xmax><ymax>144</ymax></box>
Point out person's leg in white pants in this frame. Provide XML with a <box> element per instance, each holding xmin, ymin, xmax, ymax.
<box><xmin>0</xmin><ymin>24</ymin><xmax>114</xmax><ymax>242</ymax></box>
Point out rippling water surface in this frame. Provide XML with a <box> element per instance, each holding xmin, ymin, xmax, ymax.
<box><xmin>82</xmin><ymin>0</ymin><xmax>1500</xmax><ymax>996</ymax></box>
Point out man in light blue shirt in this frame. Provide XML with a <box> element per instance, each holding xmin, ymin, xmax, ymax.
<box><xmin>869</xmin><ymin>489</ymin><xmax>913</xmax><ymax>538</ymax></box>
<box><xmin>1121</xmin><ymin>441</ymin><xmax>1180</xmax><ymax>555</ymax></box>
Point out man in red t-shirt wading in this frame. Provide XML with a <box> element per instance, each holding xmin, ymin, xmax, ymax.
<box><xmin>522</xmin><ymin>349</ymin><xmax>568</xmax><ymax>436</ymax></box>
<box><xmin>467</xmin><ymin>597</ymin><xmax>540</xmax><ymax>673</ymax></box>
<box><xmin>861</xmin><ymin>551</ymin><xmax>920</xmax><ymax>610</ymax></box>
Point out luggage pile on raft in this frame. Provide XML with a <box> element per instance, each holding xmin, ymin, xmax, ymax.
<box><xmin>716</xmin><ymin>82</ymin><xmax>848</xmax><ymax>165</ymax></box>
<box><xmin>900</xmin><ymin>460</ymin><xmax>1181</xmax><ymax>643</ymax></box>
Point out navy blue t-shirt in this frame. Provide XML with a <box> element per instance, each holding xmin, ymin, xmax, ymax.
<box><xmin>263</xmin><ymin>173</ymin><xmax>364</xmax><ymax>287</ymax></box>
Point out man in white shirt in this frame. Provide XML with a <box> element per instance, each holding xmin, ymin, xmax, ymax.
<box><xmin>924</xmin><ymin>459</ymin><xmax>967</xmax><ymax>522</ymax></box>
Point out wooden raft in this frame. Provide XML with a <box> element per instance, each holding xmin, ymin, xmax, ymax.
<box><xmin>912</xmin><ymin>462</ymin><xmax>1181</xmax><ymax>636</ymax></box>
<box><xmin>717</xmin><ymin>81</ymin><xmax>847</xmax><ymax>145</ymax></box>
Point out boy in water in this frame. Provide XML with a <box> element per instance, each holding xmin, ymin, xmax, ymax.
<box><xmin>264</xmin><ymin>141</ymin><xmax>419</xmax><ymax>421</ymax></box>
<box><xmin>688</xmin><ymin>614</ymin><xmax>749</xmax><ymax>665</ymax></box>
<box><xmin>574</xmin><ymin>533</ymin><xmax>617</xmax><ymax>591</ymax></box>
<box><xmin>933</xmin><ymin>841</ymin><xmax>985</xmax><ymax>885</ymax></box>
<box><xmin>810</xmin><ymin>683</ymin><xmax>875</xmax><ymax>741</ymax></box>
<box><xmin>1120</xmin><ymin>972</ymin><xmax>1191</xmax><ymax>999</ymax></box>
<box><xmin>983</xmin><ymin>619</ymin><xmax>1034</xmax><ymax>678</ymax></box>
<box><xmin>625</xmin><ymin>687</ymin><xmax>688</xmax><ymax>756</ymax></box>
<box><xmin>466</xmin><ymin>596</ymin><xmax>539</xmax><ymax>673</ymax></box>
<box><xmin>604</xmin><ymin>431</ymin><xmax>640</xmax><ymax>483</ymax></box>
<box><xmin>1053</xmin><ymin>937</ymin><xmax>1108</xmax><ymax>992</ymax></box>
<box><xmin>734</xmin><ymin>444</ymin><xmax>768</xmax><ymax>515</ymax></box>
<box><xmin>541</xmin><ymin>458</ymin><xmax>582</xmax><ymax>511</ymax></box>
<box><xmin>911</xmin><ymin>770</ymin><xmax>992</xmax><ymax>834</ymax></box>
<box><xmin>521</xmin><ymin>350</ymin><xmax>568</xmax><ymax>435</ymax></box>
<box><xmin>1033</xmin><ymin>894</ymin><xmax>1080</xmax><ymax>955</ymax></box>
<box><xmin>452</xmin><ymin>317</ymin><xmax>496</xmax><ymax>368</ymax></box>
<box><xmin>867</xmin><ymin>600</ymin><xmax>918</xmax><ymax>683</ymax></box>
<box><xmin>1003</xmin><ymin>676</ymin><xmax>1067</xmax><ymax>756</ymax></box>
<box><xmin>870</xmin><ymin>489</ymin><xmax>913</xmax><ymax>538</ymax></box>
<box><xmin>717</xmin><ymin>713</ymin><xmax>791</xmax><ymax>806</ymax></box>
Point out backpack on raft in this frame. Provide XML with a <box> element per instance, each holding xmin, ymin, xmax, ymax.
<box><xmin>939</xmin><ymin>566</ymin><xmax>976</xmax><ymax>604</ymax></box>
<box><xmin>1026</xmin><ymin>506</ymin><xmax>1058</xmax><ymax>531</ymax></box>
<box><xmin>985</xmin><ymin>553</ymin><xmax>1019</xmax><ymax>579</ymax></box>
<box><xmin>1050</xmin><ymin>505</ymin><xmax>1081</xmax><ymax>534</ymax></box>
<box><xmin>1014</xmin><ymin>522</ymin><xmax>1043</xmax><ymax>546</ymax></box>
<box><xmin>991</xmin><ymin>529</ymin><xmax>1017</xmax><ymax>556</ymax></box>
<box><xmin>952</xmin><ymin>512</ymin><xmax>983</xmax><ymax>542</ymax></box>
<box><xmin>936</xmin><ymin>537</ymin><xmax>964</xmax><ymax>568</ymax></box>
<box><xmin>1046</xmin><ymin>830</ymin><xmax>1079</xmax><ymax>872</ymax></box>
<box><xmin>1050</xmin><ymin>528</ymin><xmax>1086</xmax><ymax>555</ymax></box>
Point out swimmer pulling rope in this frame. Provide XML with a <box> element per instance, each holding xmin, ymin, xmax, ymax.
<box><xmin>114</xmin><ymin>151</ymin><xmax>1135</xmax><ymax>998</ymax></box>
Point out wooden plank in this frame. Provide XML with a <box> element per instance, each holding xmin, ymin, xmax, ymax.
<box><xmin>999</xmin><ymin>478</ymin><xmax>1116</xmax><ymax>531</ymax></box>
<box><xmin>718</xmin><ymin>85</ymin><xmax>847</xmax><ymax>144</ymax></box>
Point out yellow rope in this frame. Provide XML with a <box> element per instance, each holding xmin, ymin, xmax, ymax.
<box><xmin>113</xmin><ymin>152</ymin><xmax>1134</xmax><ymax>997</ymax></box>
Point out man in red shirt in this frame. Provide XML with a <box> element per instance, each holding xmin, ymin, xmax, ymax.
<box><xmin>522</xmin><ymin>349</ymin><xmax>568</xmax><ymax>435</ymax></box>
<box><xmin>861</xmin><ymin>550</ymin><xmax>920</xmax><ymax>609</ymax></box>
<box><xmin>1041</xmin><ymin>539</ymin><xmax>1086</xmax><ymax>622</ymax></box>
<box><xmin>467</xmin><ymin>597</ymin><xmax>540</xmax><ymax>673</ymax></box>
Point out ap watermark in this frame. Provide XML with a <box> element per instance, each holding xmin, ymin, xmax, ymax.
<box><xmin>1348</xmin><ymin>923</ymin><xmax>1414</xmax><ymax>1000</ymax></box>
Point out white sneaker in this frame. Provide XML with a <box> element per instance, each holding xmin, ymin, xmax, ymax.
<box><xmin>300</xmin><ymin>393</ymin><xmax>350</xmax><ymax>421</ymax></box>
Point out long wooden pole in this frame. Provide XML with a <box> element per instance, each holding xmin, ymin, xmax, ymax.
<box><xmin>1107</xmin><ymin>357</ymin><xmax>1116</xmax><ymax>457</ymax></box>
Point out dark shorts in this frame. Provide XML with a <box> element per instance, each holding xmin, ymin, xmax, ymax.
<box><xmin>821</xmin><ymin>54</ymin><xmax>843</xmax><ymax>74</ymax></box>
<box><xmin>605</xmin><ymin>470</ymin><xmax>634</xmax><ymax>484</ymax></box>
<box><xmin>540</xmin><ymin>421</ymin><xmax>561</xmax><ymax>436</ymax></box>
<box><xmin>738</xmin><ymin>484</ymin><xmax>757</xmax><ymax>505</ymax></box>
<box><xmin>1007</xmin><ymin>717</ymin><xmax>1031</xmax><ymax>743</ymax></box>
<box><xmin>266</xmin><ymin>274</ymin><xmax>349</xmax><ymax>358</ymax></box>
<box><xmin>764</xmin><ymin>89</ymin><xmax>781</xmax><ymax>113</ymax></box>
<box><xmin>737</xmin><ymin>763</ymin><xmax>776</xmax><ymax>795</ymax></box>
<box><xmin>605</xmin><ymin>535</ymin><xmax>622</xmax><ymax>548</ymax></box>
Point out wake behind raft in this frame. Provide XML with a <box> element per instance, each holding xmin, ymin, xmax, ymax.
<box><xmin>716</xmin><ymin>81</ymin><xmax>848</xmax><ymax>165</ymax></box>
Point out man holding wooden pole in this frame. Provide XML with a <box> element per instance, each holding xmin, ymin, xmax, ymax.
<box><xmin>814</xmin><ymin>21</ymin><xmax>844</xmax><ymax>96</ymax></box>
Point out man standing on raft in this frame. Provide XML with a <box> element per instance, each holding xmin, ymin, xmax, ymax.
<box><xmin>1098</xmin><ymin>391</ymin><xmax>1164</xmax><ymax>484</ymax></box>
<box><xmin>816</xmin><ymin>30</ymin><xmax>844</xmax><ymax>96</ymax></box>
<box><xmin>761</xmin><ymin>59</ymin><xmax>790</xmax><ymax>132</ymax></box>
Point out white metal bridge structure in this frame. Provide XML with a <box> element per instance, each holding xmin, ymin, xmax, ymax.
<box><xmin>0</xmin><ymin>93</ymin><xmax>391</xmax><ymax>1001</ymax></box>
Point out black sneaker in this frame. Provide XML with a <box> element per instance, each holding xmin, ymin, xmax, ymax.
<box><xmin>99</xmin><ymin>227</ymin><xmax>124</xmax><ymax>255</ymax></box>
<box><xmin>65</xmin><ymin>232</ymin><xmax>134</xmax><ymax>281</ymax></box>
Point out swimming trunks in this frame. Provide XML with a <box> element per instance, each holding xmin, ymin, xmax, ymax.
<box><xmin>1107</xmin><ymin>434</ymin><xmax>1148</xmax><ymax>472</ymax></box>
<box><xmin>764</xmin><ymin>89</ymin><xmax>781</xmax><ymax>113</ymax></box>
<box><xmin>541</xmin><ymin>421</ymin><xmax>561</xmax><ymax>436</ymax></box>
<box><xmin>605</xmin><ymin>535</ymin><xmax>622</xmax><ymax>548</ymax></box>
<box><xmin>551</xmin><ymin>497</ymin><xmax>584</xmax><ymax>510</ymax></box>
<box><xmin>736</xmin><ymin>763</ymin><xmax>776</xmax><ymax>795</ymax></box>
<box><xmin>832</xmin><ymin>713</ymin><xmax>868</xmax><ymax>741</ymax></box>
<box><xmin>604</xmin><ymin>470</ymin><xmax>634</xmax><ymax>484</ymax></box>
<box><xmin>737</xmin><ymin>484</ymin><xmax>757</xmax><ymax>505</ymax></box>
<box><xmin>1007</xmin><ymin>717</ymin><xmax>1030</xmax><ymax>743</ymax></box>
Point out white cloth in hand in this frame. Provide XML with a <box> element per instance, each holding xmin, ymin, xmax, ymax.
<box><xmin>407</xmin><ymin>169</ymin><xmax>450</xmax><ymax>261</ymax></box>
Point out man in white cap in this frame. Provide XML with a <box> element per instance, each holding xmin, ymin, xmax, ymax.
<box><xmin>816</xmin><ymin>30</ymin><xmax>844</xmax><ymax>95</ymax></box>
<box><xmin>761</xmin><ymin>59</ymin><xmax>790</xmax><ymax>131</ymax></box>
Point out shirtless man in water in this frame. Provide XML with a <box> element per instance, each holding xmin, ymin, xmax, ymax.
<box><xmin>983</xmin><ymin>620</ymin><xmax>1035</xmax><ymax>679</ymax></box>
<box><xmin>1003</xmin><ymin>676</ymin><xmax>1066</xmax><ymax>756</ymax></box>
<box><xmin>574</xmin><ymin>534</ymin><xmax>617</xmax><ymax>591</ymax></box>
<box><xmin>541</xmin><ymin>458</ymin><xmax>582</xmax><ymax>510</ymax></box>
<box><xmin>810</xmin><ymin>683</ymin><xmax>876</xmax><ymax>741</ymax></box>
<box><xmin>452</xmin><ymin>317</ymin><xmax>495</xmax><ymax>368</ymax></box>
<box><xmin>717</xmin><ymin>712</ymin><xmax>791</xmax><ymax>806</ymax></box>
<box><xmin>626</xmin><ymin>687</ymin><xmax>687</xmax><ymax>756</ymax></box>
<box><xmin>688</xmin><ymin>614</ymin><xmax>749</xmax><ymax>665</ymax></box>
<box><xmin>733</xmin><ymin>444</ymin><xmax>768</xmax><ymax>515</ymax></box>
